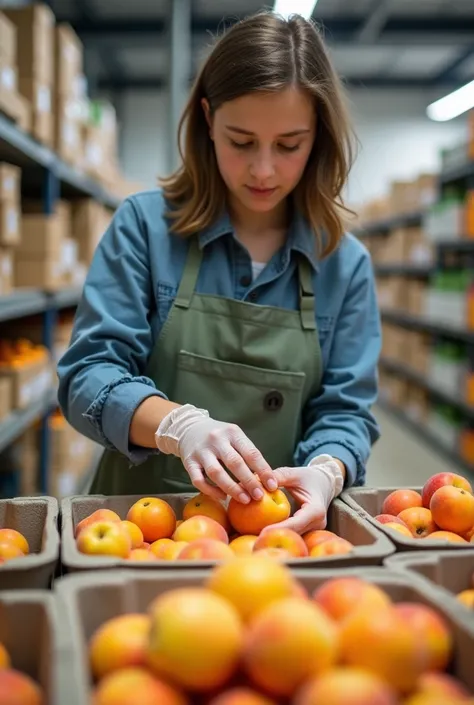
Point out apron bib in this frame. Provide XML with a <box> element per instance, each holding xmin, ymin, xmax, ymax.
<box><xmin>90</xmin><ymin>237</ymin><xmax>323</xmax><ymax>495</ymax></box>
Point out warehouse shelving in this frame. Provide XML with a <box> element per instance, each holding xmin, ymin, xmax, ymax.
<box><xmin>353</xmin><ymin>210</ymin><xmax>424</xmax><ymax>237</ymax></box>
<box><xmin>378</xmin><ymin>398</ymin><xmax>474</xmax><ymax>481</ymax></box>
<box><xmin>0</xmin><ymin>110</ymin><xmax>121</xmax><ymax>495</ymax></box>
<box><xmin>381</xmin><ymin>310</ymin><xmax>474</xmax><ymax>344</ymax></box>
<box><xmin>374</xmin><ymin>265</ymin><xmax>433</xmax><ymax>277</ymax></box>
<box><xmin>379</xmin><ymin>356</ymin><xmax>474</xmax><ymax>421</ymax></box>
<box><xmin>439</xmin><ymin>159</ymin><xmax>474</xmax><ymax>186</ymax></box>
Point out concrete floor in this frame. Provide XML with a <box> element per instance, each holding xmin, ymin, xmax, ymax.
<box><xmin>367</xmin><ymin>405</ymin><xmax>451</xmax><ymax>488</ymax></box>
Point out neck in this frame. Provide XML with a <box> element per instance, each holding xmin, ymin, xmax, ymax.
<box><xmin>228</xmin><ymin>194</ymin><xmax>289</xmax><ymax>234</ymax></box>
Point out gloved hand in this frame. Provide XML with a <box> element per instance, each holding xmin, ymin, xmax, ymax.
<box><xmin>155</xmin><ymin>404</ymin><xmax>277</xmax><ymax>504</ymax></box>
<box><xmin>260</xmin><ymin>454</ymin><xmax>345</xmax><ymax>535</ymax></box>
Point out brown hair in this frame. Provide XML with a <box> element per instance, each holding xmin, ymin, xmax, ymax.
<box><xmin>160</xmin><ymin>12</ymin><xmax>356</xmax><ymax>257</ymax></box>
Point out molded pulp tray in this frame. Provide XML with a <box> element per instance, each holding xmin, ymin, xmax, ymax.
<box><xmin>341</xmin><ymin>485</ymin><xmax>474</xmax><ymax>551</ymax></box>
<box><xmin>0</xmin><ymin>590</ymin><xmax>70</xmax><ymax>704</ymax></box>
<box><xmin>60</xmin><ymin>493</ymin><xmax>395</xmax><ymax>572</ymax></box>
<box><xmin>54</xmin><ymin>566</ymin><xmax>474</xmax><ymax>705</ymax></box>
<box><xmin>385</xmin><ymin>549</ymin><xmax>474</xmax><ymax>628</ymax></box>
<box><xmin>0</xmin><ymin>496</ymin><xmax>60</xmax><ymax>589</ymax></box>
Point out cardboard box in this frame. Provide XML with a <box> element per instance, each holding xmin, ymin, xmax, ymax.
<box><xmin>0</xmin><ymin>375</ymin><xmax>12</xmax><ymax>421</ymax></box>
<box><xmin>18</xmin><ymin>78</ymin><xmax>53</xmax><ymax>147</ymax></box>
<box><xmin>0</xmin><ymin>249</ymin><xmax>14</xmax><ymax>296</ymax></box>
<box><xmin>14</xmin><ymin>256</ymin><xmax>64</xmax><ymax>291</ymax></box>
<box><xmin>0</xmin><ymin>12</ymin><xmax>16</xmax><ymax>65</ymax></box>
<box><xmin>55</xmin><ymin>96</ymin><xmax>82</xmax><ymax>165</ymax></box>
<box><xmin>0</xmin><ymin>163</ymin><xmax>20</xmax><ymax>204</ymax></box>
<box><xmin>19</xmin><ymin>212</ymin><xmax>64</xmax><ymax>258</ymax></box>
<box><xmin>3</xmin><ymin>4</ymin><xmax>54</xmax><ymax>85</ymax></box>
<box><xmin>0</xmin><ymin>359</ymin><xmax>51</xmax><ymax>410</ymax></box>
<box><xmin>406</xmin><ymin>280</ymin><xmax>428</xmax><ymax>316</ymax></box>
<box><xmin>0</xmin><ymin>61</ymin><xmax>17</xmax><ymax>94</ymax></box>
<box><xmin>55</xmin><ymin>24</ymin><xmax>83</xmax><ymax>96</ymax></box>
<box><xmin>0</xmin><ymin>202</ymin><xmax>19</xmax><ymax>246</ymax></box>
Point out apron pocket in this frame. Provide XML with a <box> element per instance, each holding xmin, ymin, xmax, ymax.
<box><xmin>174</xmin><ymin>351</ymin><xmax>307</xmax><ymax>469</ymax></box>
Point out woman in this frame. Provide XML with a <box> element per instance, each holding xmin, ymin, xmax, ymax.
<box><xmin>57</xmin><ymin>12</ymin><xmax>381</xmax><ymax>534</ymax></box>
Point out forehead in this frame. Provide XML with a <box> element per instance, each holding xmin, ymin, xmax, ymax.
<box><xmin>216</xmin><ymin>87</ymin><xmax>315</xmax><ymax>134</ymax></box>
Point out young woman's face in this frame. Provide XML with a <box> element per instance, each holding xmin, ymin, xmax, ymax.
<box><xmin>203</xmin><ymin>87</ymin><xmax>316</xmax><ymax>216</ymax></box>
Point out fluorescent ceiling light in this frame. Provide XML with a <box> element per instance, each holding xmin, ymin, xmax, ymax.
<box><xmin>273</xmin><ymin>0</ymin><xmax>318</xmax><ymax>21</ymax></box>
<box><xmin>427</xmin><ymin>80</ymin><xmax>474</xmax><ymax>122</ymax></box>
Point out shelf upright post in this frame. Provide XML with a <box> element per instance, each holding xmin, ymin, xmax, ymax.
<box><xmin>38</xmin><ymin>166</ymin><xmax>60</xmax><ymax>494</ymax></box>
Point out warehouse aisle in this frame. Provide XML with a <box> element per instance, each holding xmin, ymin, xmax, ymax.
<box><xmin>366</xmin><ymin>406</ymin><xmax>452</xmax><ymax>487</ymax></box>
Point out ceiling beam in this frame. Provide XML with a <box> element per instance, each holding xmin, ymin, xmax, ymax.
<box><xmin>432</xmin><ymin>45</ymin><xmax>474</xmax><ymax>85</ymax></box>
<box><xmin>356</xmin><ymin>0</ymin><xmax>392</xmax><ymax>43</ymax></box>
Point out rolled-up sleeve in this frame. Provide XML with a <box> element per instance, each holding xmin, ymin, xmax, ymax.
<box><xmin>293</xmin><ymin>249</ymin><xmax>381</xmax><ymax>487</ymax></box>
<box><xmin>57</xmin><ymin>197</ymin><xmax>165</xmax><ymax>463</ymax></box>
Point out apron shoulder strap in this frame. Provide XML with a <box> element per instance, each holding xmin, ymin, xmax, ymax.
<box><xmin>175</xmin><ymin>236</ymin><xmax>203</xmax><ymax>309</ymax></box>
<box><xmin>297</xmin><ymin>257</ymin><xmax>316</xmax><ymax>331</ymax></box>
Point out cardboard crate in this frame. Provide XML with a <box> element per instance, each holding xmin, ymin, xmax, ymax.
<box><xmin>0</xmin><ymin>12</ymin><xmax>16</xmax><ymax>66</ymax></box>
<box><xmin>60</xmin><ymin>493</ymin><xmax>395</xmax><ymax>573</ymax></box>
<box><xmin>0</xmin><ymin>590</ymin><xmax>68</xmax><ymax>703</ymax></box>
<box><xmin>0</xmin><ymin>496</ymin><xmax>59</xmax><ymax>589</ymax></box>
<box><xmin>385</xmin><ymin>550</ymin><xmax>474</xmax><ymax>626</ymax></box>
<box><xmin>54</xmin><ymin>566</ymin><xmax>474</xmax><ymax>705</ymax></box>
<box><xmin>0</xmin><ymin>163</ymin><xmax>20</xmax><ymax>204</ymax></box>
<box><xmin>3</xmin><ymin>4</ymin><xmax>54</xmax><ymax>85</ymax></box>
<box><xmin>0</xmin><ymin>359</ymin><xmax>52</xmax><ymax>410</ymax></box>
<box><xmin>341</xmin><ymin>486</ymin><xmax>474</xmax><ymax>552</ymax></box>
<box><xmin>0</xmin><ymin>201</ymin><xmax>19</xmax><ymax>247</ymax></box>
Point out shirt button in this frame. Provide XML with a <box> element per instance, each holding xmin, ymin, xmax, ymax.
<box><xmin>240</xmin><ymin>275</ymin><xmax>252</xmax><ymax>288</ymax></box>
<box><xmin>248</xmin><ymin>291</ymin><xmax>258</xmax><ymax>302</ymax></box>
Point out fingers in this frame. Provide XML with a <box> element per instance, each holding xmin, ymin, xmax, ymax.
<box><xmin>271</xmin><ymin>467</ymin><xmax>298</xmax><ymax>488</ymax></box>
<box><xmin>199</xmin><ymin>451</ymin><xmax>252</xmax><ymax>504</ymax></box>
<box><xmin>184</xmin><ymin>459</ymin><xmax>227</xmax><ymax>502</ymax></box>
<box><xmin>230</xmin><ymin>430</ymin><xmax>277</xmax><ymax>491</ymax></box>
<box><xmin>263</xmin><ymin>502</ymin><xmax>327</xmax><ymax>535</ymax></box>
<box><xmin>219</xmin><ymin>445</ymin><xmax>267</xmax><ymax>501</ymax></box>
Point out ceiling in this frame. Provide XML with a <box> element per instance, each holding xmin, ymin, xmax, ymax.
<box><xmin>47</xmin><ymin>0</ymin><xmax>474</xmax><ymax>93</ymax></box>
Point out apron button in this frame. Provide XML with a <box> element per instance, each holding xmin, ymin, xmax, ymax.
<box><xmin>264</xmin><ymin>391</ymin><xmax>284</xmax><ymax>411</ymax></box>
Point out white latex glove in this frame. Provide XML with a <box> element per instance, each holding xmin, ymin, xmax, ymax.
<box><xmin>260</xmin><ymin>454</ymin><xmax>345</xmax><ymax>535</ymax></box>
<box><xmin>155</xmin><ymin>404</ymin><xmax>277</xmax><ymax>504</ymax></box>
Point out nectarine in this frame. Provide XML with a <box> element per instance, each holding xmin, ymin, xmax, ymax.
<box><xmin>89</xmin><ymin>614</ymin><xmax>151</xmax><ymax>680</ymax></box>
<box><xmin>127</xmin><ymin>548</ymin><xmax>156</xmax><ymax>561</ymax></box>
<box><xmin>150</xmin><ymin>539</ymin><xmax>188</xmax><ymax>560</ymax></box>
<box><xmin>302</xmin><ymin>529</ymin><xmax>337</xmax><ymax>551</ymax></box>
<box><xmin>75</xmin><ymin>509</ymin><xmax>121</xmax><ymax>538</ymax></box>
<box><xmin>228</xmin><ymin>488</ymin><xmax>290</xmax><ymax>535</ymax></box>
<box><xmin>0</xmin><ymin>528</ymin><xmax>29</xmax><ymax>554</ymax></box>
<box><xmin>312</xmin><ymin>577</ymin><xmax>391</xmax><ymax>623</ymax></box>
<box><xmin>183</xmin><ymin>493</ymin><xmax>230</xmax><ymax>531</ymax></box>
<box><xmin>397</xmin><ymin>508</ymin><xmax>437</xmax><ymax>539</ymax></box>
<box><xmin>208</xmin><ymin>688</ymin><xmax>277</xmax><ymax>705</ymax></box>
<box><xmin>77</xmin><ymin>521</ymin><xmax>131</xmax><ymax>558</ymax></box>
<box><xmin>0</xmin><ymin>542</ymin><xmax>25</xmax><ymax>562</ymax></box>
<box><xmin>229</xmin><ymin>535</ymin><xmax>258</xmax><ymax>555</ymax></box>
<box><xmin>374</xmin><ymin>514</ymin><xmax>407</xmax><ymax>527</ymax></box>
<box><xmin>430</xmin><ymin>486</ymin><xmax>474</xmax><ymax>535</ymax></box>
<box><xmin>381</xmin><ymin>489</ymin><xmax>422</xmax><ymax>516</ymax></box>
<box><xmin>294</xmin><ymin>667</ymin><xmax>398</xmax><ymax>705</ymax></box>
<box><xmin>178</xmin><ymin>538</ymin><xmax>234</xmax><ymax>561</ymax></box>
<box><xmin>253</xmin><ymin>527</ymin><xmax>308</xmax><ymax>558</ymax></box>
<box><xmin>383</xmin><ymin>522</ymin><xmax>413</xmax><ymax>538</ymax></box>
<box><xmin>243</xmin><ymin>597</ymin><xmax>338</xmax><ymax>697</ymax></box>
<box><xmin>0</xmin><ymin>669</ymin><xmax>43</xmax><ymax>705</ymax></box>
<box><xmin>147</xmin><ymin>587</ymin><xmax>243</xmax><ymax>692</ymax></box>
<box><xmin>309</xmin><ymin>537</ymin><xmax>353</xmax><ymax>557</ymax></box>
<box><xmin>206</xmin><ymin>554</ymin><xmax>295</xmax><ymax>623</ymax></box>
<box><xmin>394</xmin><ymin>602</ymin><xmax>453</xmax><ymax>671</ymax></box>
<box><xmin>120</xmin><ymin>521</ymin><xmax>144</xmax><ymax>549</ymax></box>
<box><xmin>339</xmin><ymin>605</ymin><xmax>430</xmax><ymax>693</ymax></box>
<box><xmin>92</xmin><ymin>667</ymin><xmax>188</xmax><ymax>705</ymax></box>
<box><xmin>422</xmin><ymin>472</ymin><xmax>473</xmax><ymax>509</ymax></box>
<box><xmin>173</xmin><ymin>515</ymin><xmax>229</xmax><ymax>544</ymax></box>
<box><xmin>127</xmin><ymin>497</ymin><xmax>176</xmax><ymax>542</ymax></box>
<box><xmin>427</xmin><ymin>531</ymin><xmax>467</xmax><ymax>544</ymax></box>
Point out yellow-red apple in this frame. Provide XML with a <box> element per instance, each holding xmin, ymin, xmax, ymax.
<box><xmin>228</xmin><ymin>488</ymin><xmax>291</xmax><ymax>535</ymax></box>
<box><xmin>374</xmin><ymin>514</ymin><xmax>408</xmax><ymax>527</ymax></box>
<box><xmin>381</xmin><ymin>489</ymin><xmax>422</xmax><ymax>516</ymax></box>
<box><xmin>309</xmin><ymin>537</ymin><xmax>354</xmax><ymax>557</ymax></box>
<box><xmin>127</xmin><ymin>497</ymin><xmax>176</xmax><ymax>542</ymax></box>
<box><xmin>206</xmin><ymin>553</ymin><xmax>295</xmax><ymax>623</ymax></box>
<box><xmin>384</xmin><ymin>522</ymin><xmax>413</xmax><ymax>538</ymax></box>
<box><xmin>415</xmin><ymin>672</ymin><xmax>471</xmax><ymax>700</ymax></box>
<box><xmin>77</xmin><ymin>521</ymin><xmax>131</xmax><ymax>558</ymax></box>
<box><xmin>92</xmin><ymin>667</ymin><xmax>188</xmax><ymax>705</ymax></box>
<box><xmin>178</xmin><ymin>538</ymin><xmax>234</xmax><ymax>561</ymax></box>
<box><xmin>173</xmin><ymin>515</ymin><xmax>229</xmax><ymax>544</ymax></box>
<box><xmin>394</xmin><ymin>602</ymin><xmax>453</xmax><ymax>671</ymax></box>
<box><xmin>147</xmin><ymin>587</ymin><xmax>243</xmax><ymax>692</ymax></box>
<box><xmin>127</xmin><ymin>548</ymin><xmax>156</xmax><ymax>561</ymax></box>
<box><xmin>89</xmin><ymin>614</ymin><xmax>151</xmax><ymax>679</ymax></box>
<box><xmin>312</xmin><ymin>577</ymin><xmax>391</xmax><ymax>623</ymax></box>
<box><xmin>243</xmin><ymin>597</ymin><xmax>338</xmax><ymax>697</ymax></box>
<box><xmin>120</xmin><ymin>520</ymin><xmax>144</xmax><ymax>549</ymax></box>
<box><xmin>0</xmin><ymin>528</ymin><xmax>29</xmax><ymax>554</ymax></box>
<box><xmin>302</xmin><ymin>529</ymin><xmax>337</xmax><ymax>551</ymax></box>
<box><xmin>149</xmin><ymin>538</ymin><xmax>187</xmax><ymax>560</ymax></box>
<box><xmin>397</xmin><ymin>508</ymin><xmax>437</xmax><ymax>539</ymax></box>
<box><xmin>430</xmin><ymin>486</ymin><xmax>474</xmax><ymax>535</ymax></box>
<box><xmin>426</xmin><ymin>531</ymin><xmax>467</xmax><ymax>544</ymax></box>
<box><xmin>294</xmin><ymin>667</ymin><xmax>398</xmax><ymax>705</ymax></box>
<box><xmin>75</xmin><ymin>509</ymin><xmax>121</xmax><ymax>538</ymax></box>
<box><xmin>253</xmin><ymin>527</ymin><xmax>308</xmax><ymax>558</ymax></box>
<box><xmin>422</xmin><ymin>472</ymin><xmax>473</xmax><ymax>509</ymax></box>
<box><xmin>229</xmin><ymin>535</ymin><xmax>258</xmax><ymax>555</ymax></box>
<box><xmin>0</xmin><ymin>669</ymin><xmax>43</xmax><ymax>705</ymax></box>
<box><xmin>183</xmin><ymin>493</ymin><xmax>230</xmax><ymax>531</ymax></box>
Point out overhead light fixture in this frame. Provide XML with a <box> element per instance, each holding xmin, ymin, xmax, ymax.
<box><xmin>273</xmin><ymin>0</ymin><xmax>318</xmax><ymax>21</ymax></box>
<box><xmin>427</xmin><ymin>80</ymin><xmax>474</xmax><ymax>122</ymax></box>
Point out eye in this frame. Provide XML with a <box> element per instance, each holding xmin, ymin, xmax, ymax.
<box><xmin>230</xmin><ymin>139</ymin><xmax>253</xmax><ymax>150</ymax></box>
<box><xmin>279</xmin><ymin>144</ymin><xmax>301</xmax><ymax>152</ymax></box>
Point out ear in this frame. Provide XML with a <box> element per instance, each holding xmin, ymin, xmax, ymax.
<box><xmin>201</xmin><ymin>98</ymin><xmax>213</xmax><ymax>139</ymax></box>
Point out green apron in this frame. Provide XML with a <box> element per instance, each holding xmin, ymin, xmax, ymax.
<box><xmin>90</xmin><ymin>236</ymin><xmax>323</xmax><ymax>495</ymax></box>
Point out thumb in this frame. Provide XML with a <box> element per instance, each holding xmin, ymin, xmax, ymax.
<box><xmin>272</xmin><ymin>467</ymin><xmax>299</xmax><ymax>488</ymax></box>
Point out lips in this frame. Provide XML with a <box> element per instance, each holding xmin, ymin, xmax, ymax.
<box><xmin>246</xmin><ymin>186</ymin><xmax>277</xmax><ymax>196</ymax></box>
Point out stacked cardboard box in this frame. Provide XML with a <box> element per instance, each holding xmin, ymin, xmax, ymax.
<box><xmin>358</xmin><ymin>173</ymin><xmax>438</xmax><ymax>227</ymax></box>
<box><xmin>0</xmin><ymin>11</ymin><xmax>30</xmax><ymax>130</ymax></box>
<box><xmin>4</xmin><ymin>3</ymin><xmax>55</xmax><ymax>147</ymax></box>
<box><xmin>0</xmin><ymin>339</ymin><xmax>52</xmax><ymax>411</ymax></box>
<box><xmin>0</xmin><ymin>164</ymin><xmax>20</xmax><ymax>294</ymax></box>
<box><xmin>54</xmin><ymin>24</ymin><xmax>84</xmax><ymax>166</ymax></box>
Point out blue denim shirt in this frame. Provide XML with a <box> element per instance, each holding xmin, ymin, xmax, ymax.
<box><xmin>57</xmin><ymin>189</ymin><xmax>381</xmax><ymax>487</ymax></box>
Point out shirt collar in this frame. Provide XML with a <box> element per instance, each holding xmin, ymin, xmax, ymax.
<box><xmin>198</xmin><ymin>207</ymin><xmax>319</xmax><ymax>273</ymax></box>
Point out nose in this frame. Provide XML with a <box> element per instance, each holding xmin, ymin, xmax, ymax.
<box><xmin>249</xmin><ymin>149</ymin><xmax>275</xmax><ymax>181</ymax></box>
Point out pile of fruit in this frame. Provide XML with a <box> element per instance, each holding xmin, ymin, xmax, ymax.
<box><xmin>89</xmin><ymin>555</ymin><xmax>473</xmax><ymax>705</ymax></box>
<box><xmin>455</xmin><ymin>570</ymin><xmax>474</xmax><ymax>610</ymax></box>
<box><xmin>0</xmin><ymin>528</ymin><xmax>30</xmax><ymax>565</ymax></box>
<box><xmin>0</xmin><ymin>640</ymin><xmax>43</xmax><ymax>704</ymax></box>
<box><xmin>374</xmin><ymin>473</ymin><xmax>474</xmax><ymax>544</ymax></box>
<box><xmin>75</xmin><ymin>491</ymin><xmax>355</xmax><ymax>561</ymax></box>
